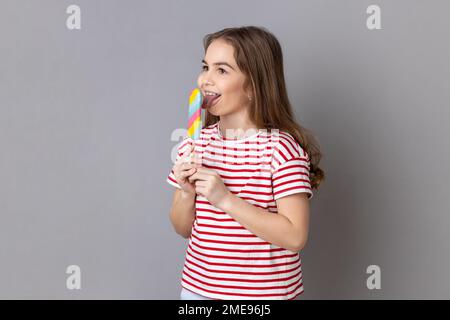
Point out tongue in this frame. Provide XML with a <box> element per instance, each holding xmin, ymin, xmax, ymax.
<box><xmin>202</xmin><ymin>94</ymin><xmax>221</xmax><ymax>109</ymax></box>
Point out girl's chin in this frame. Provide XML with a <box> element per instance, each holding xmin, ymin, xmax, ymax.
<box><xmin>206</xmin><ymin>100</ymin><xmax>221</xmax><ymax>115</ymax></box>
<box><xmin>207</xmin><ymin>109</ymin><xmax>221</xmax><ymax>116</ymax></box>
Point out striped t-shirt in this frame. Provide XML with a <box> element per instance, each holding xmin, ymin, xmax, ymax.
<box><xmin>166</xmin><ymin>122</ymin><xmax>313</xmax><ymax>300</ymax></box>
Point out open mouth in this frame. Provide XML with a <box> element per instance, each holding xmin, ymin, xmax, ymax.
<box><xmin>202</xmin><ymin>92</ymin><xmax>222</xmax><ymax>109</ymax></box>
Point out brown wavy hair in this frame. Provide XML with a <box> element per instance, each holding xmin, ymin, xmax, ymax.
<box><xmin>201</xmin><ymin>26</ymin><xmax>325</xmax><ymax>190</ymax></box>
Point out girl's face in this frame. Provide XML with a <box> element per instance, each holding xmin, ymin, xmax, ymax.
<box><xmin>197</xmin><ymin>39</ymin><xmax>252</xmax><ymax>117</ymax></box>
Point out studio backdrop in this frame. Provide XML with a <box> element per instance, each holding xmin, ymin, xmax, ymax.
<box><xmin>1</xmin><ymin>0</ymin><xmax>449</xmax><ymax>299</ymax></box>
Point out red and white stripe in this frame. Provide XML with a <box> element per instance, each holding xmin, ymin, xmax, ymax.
<box><xmin>167</xmin><ymin>122</ymin><xmax>313</xmax><ymax>300</ymax></box>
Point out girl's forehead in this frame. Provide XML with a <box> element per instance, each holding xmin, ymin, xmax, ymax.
<box><xmin>206</xmin><ymin>41</ymin><xmax>236</xmax><ymax>61</ymax></box>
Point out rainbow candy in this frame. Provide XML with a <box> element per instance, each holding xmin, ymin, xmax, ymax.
<box><xmin>187</xmin><ymin>88</ymin><xmax>203</xmax><ymax>140</ymax></box>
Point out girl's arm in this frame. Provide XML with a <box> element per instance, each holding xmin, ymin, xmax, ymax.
<box><xmin>218</xmin><ymin>192</ymin><xmax>310</xmax><ymax>252</ymax></box>
<box><xmin>169</xmin><ymin>189</ymin><xmax>196</xmax><ymax>239</ymax></box>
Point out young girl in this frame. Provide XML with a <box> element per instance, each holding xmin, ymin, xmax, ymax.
<box><xmin>167</xmin><ymin>26</ymin><xmax>324</xmax><ymax>300</ymax></box>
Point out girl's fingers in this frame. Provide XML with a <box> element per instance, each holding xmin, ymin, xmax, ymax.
<box><xmin>180</xmin><ymin>168</ymin><xmax>196</xmax><ymax>178</ymax></box>
<box><xmin>185</xmin><ymin>144</ymin><xmax>193</xmax><ymax>157</ymax></box>
<box><xmin>195</xmin><ymin>185</ymin><xmax>206</xmax><ymax>197</ymax></box>
<box><xmin>194</xmin><ymin>180</ymin><xmax>207</xmax><ymax>187</ymax></box>
<box><xmin>180</xmin><ymin>145</ymin><xmax>195</xmax><ymax>164</ymax></box>
<box><xmin>190</xmin><ymin>149</ymin><xmax>204</xmax><ymax>166</ymax></box>
<box><xmin>175</xmin><ymin>164</ymin><xmax>197</xmax><ymax>178</ymax></box>
<box><xmin>180</xmin><ymin>162</ymin><xmax>197</xmax><ymax>171</ymax></box>
<box><xmin>174</xmin><ymin>162</ymin><xmax>195</xmax><ymax>174</ymax></box>
<box><xmin>188</xmin><ymin>171</ymin><xmax>209</xmax><ymax>183</ymax></box>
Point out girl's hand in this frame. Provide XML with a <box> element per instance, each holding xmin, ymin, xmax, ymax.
<box><xmin>172</xmin><ymin>144</ymin><xmax>201</xmax><ymax>196</ymax></box>
<box><xmin>188</xmin><ymin>167</ymin><xmax>233</xmax><ymax>210</ymax></box>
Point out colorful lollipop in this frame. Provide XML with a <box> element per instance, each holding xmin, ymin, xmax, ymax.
<box><xmin>187</xmin><ymin>88</ymin><xmax>203</xmax><ymax>140</ymax></box>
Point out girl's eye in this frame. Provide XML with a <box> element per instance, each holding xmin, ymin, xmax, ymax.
<box><xmin>201</xmin><ymin>66</ymin><xmax>226</xmax><ymax>74</ymax></box>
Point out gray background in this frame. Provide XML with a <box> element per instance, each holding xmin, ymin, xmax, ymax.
<box><xmin>0</xmin><ymin>0</ymin><xmax>449</xmax><ymax>299</ymax></box>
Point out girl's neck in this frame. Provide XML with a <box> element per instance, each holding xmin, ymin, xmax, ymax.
<box><xmin>218</xmin><ymin>117</ymin><xmax>258</xmax><ymax>140</ymax></box>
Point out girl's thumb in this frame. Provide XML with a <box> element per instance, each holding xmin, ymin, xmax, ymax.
<box><xmin>186</xmin><ymin>143</ymin><xmax>194</xmax><ymax>158</ymax></box>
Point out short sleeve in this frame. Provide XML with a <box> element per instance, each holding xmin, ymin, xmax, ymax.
<box><xmin>166</xmin><ymin>137</ymin><xmax>194</xmax><ymax>189</ymax></box>
<box><xmin>271</xmin><ymin>134</ymin><xmax>313</xmax><ymax>200</ymax></box>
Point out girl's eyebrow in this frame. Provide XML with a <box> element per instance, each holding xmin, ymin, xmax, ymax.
<box><xmin>202</xmin><ymin>59</ymin><xmax>235</xmax><ymax>71</ymax></box>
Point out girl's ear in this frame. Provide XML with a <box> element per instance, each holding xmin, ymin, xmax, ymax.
<box><xmin>244</xmin><ymin>75</ymin><xmax>255</xmax><ymax>98</ymax></box>
<box><xmin>246</xmin><ymin>88</ymin><xmax>255</xmax><ymax>102</ymax></box>
<box><xmin>243</xmin><ymin>86</ymin><xmax>253</xmax><ymax>100</ymax></box>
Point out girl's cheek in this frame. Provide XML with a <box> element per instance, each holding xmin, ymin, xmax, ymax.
<box><xmin>197</xmin><ymin>74</ymin><xmax>205</xmax><ymax>86</ymax></box>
